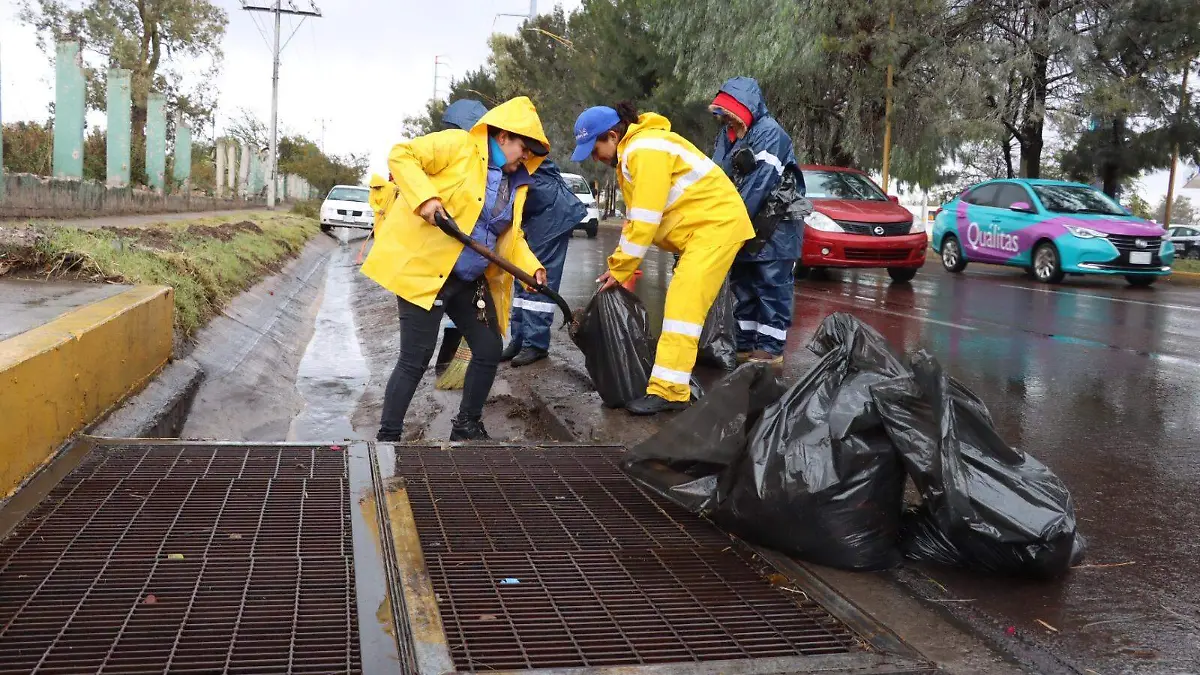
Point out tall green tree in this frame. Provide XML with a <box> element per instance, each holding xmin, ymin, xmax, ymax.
<box><xmin>20</xmin><ymin>0</ymin><xmax>228</xmax><ymax>137</ymax></box>
<box><xmin>646</xmin><ymin>0</ymin><xmax>987</xmax><ymax>188</ymax></box>
<box><xmin>1060</xmin><ymin>0</ymin><xmax>1200</xmax><ymax>196</ymax></box>
<box><xmin>1156</xmin><ymin>195</ymin><xmax>1198</xmax><ymax>225</ymax></box>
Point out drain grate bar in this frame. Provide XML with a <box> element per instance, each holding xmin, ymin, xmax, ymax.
<box><xmin>392</xmin><ymin>446</ymin><xmax>876</xmax><ymax>673</ymax></box>
<box><xmin>0</xmin><ymin>445</ymin><xmax>360</xmax><ymax>674</ymax></box>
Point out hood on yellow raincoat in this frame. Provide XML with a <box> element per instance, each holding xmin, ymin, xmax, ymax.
<box><xmin>360</xmin><ymin>96</ymin><xmax>551</xmax><ymax>337</ymax></box>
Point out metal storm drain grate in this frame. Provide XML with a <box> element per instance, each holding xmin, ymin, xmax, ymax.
<box><xmin>0</xmin><ymin>444</ymin><xmax>360</xmax><ymax>674</ymax></box>
<box><xmin>395</xmin><ymin>446</ymin><xmax>869</xmax><ymax>672</ymax></box>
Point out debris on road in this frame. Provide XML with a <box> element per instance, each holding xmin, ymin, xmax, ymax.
<box><xmin>571</xmin><ymin>287</ymin><xmax>656</xmax><ymax>408</ymax></box>
<box><xmin>624</xmin><ymin>312</ymin><xmax>1084</xmax><ymax>578</ymax></box>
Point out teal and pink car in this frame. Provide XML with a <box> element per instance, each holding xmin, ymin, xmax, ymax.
<box><xmin>931</xmin><ymin>179</ymin><xmax>1173</xmax><ymax>286</ymax></box>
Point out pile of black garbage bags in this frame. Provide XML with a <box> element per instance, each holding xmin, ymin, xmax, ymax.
<box><xmin>620</xmin><ymin>312</ymin><xmax>1085</xmax><ymax>578</ymax></box>
<box><xmin>570</xmin><ymin>284</ymin><xmax>736</xmax><ymax>408</ymax></box>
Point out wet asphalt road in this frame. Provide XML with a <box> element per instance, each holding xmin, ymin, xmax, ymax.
<box><xmin>560</xmin><ymin>225</ymin><xmax>1200</xmax><ymax>674</ymax></box>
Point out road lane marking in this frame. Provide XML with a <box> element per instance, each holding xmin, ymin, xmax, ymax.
<box><xmin>997</xmin><ymin>284</ymin><xmax>1200</xmax><ymax>312</ymax></box>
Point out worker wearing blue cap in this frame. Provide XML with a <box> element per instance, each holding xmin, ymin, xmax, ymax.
<box><xmin>571</xmin><ymin>102</ymin><xmax>753</xmax><ymax>415</ymax></box>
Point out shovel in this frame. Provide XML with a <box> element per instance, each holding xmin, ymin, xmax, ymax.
<box><xmin>433</xmin><ymin>211</ymin><xmax>574</xmax><ymax>327</ymax></box>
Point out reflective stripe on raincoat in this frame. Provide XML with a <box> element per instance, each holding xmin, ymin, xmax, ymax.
<box><xmin>610</xmin><ymin>112</ymin><xmax>754</xmax><ymax>284</ymax></box>
<box><xmin>360</xmin><ymin>96</ymin><xmax>548</xmax><ymax>336</ymax></box>
<box><xmin>609</xmin><ymin>112</ymin><xmax>754</xmax><ymax>402</ymax></box>
<box><xmin>711</xmin><ymin>76</ymin><xmax>805</xmax><ymax>262</ymax></box>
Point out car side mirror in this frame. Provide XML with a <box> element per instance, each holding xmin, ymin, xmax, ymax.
<box><xmin>1010</xmin><ymin>201</ymin><xmax>1034</xmax><ymax>213</ymax></box>
<box><xmin>887</xmin><ymin>195</ymin><xmax>900</xmax><ymax>204</ymax></box>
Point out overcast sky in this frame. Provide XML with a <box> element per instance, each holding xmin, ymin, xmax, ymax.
<box><xmin>1</xmin><ymin>0</ymin><xmax>1194</xmax><ymax>207</ymax></box>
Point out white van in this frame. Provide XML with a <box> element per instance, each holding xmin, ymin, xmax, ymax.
<box><xmin>562</xmin><ymin>172</ymin><xmax>601</xmax><ymax>238</ymax></box>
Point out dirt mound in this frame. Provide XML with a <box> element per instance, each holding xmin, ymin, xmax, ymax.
<box><xmin>184</xmin><ymin>220</ymin><xmax>265</xmax><ymax>242</ymax></box>
<box><xmin>101</xmin><ymin>226</ymin><xmax>178</xmax><ymax>251</ymax></box>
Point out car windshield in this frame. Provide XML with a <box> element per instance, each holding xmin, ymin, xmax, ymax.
<box><xmin>327</xmin><ymin>187</ymin><xmax>368</xmax><ymax>203</ymax></box>
<box><xmin>1031</xmin><ymin>185</ymin><xmax>1125</xmax><ymax>216</ymax></box>
<box><xmin>802</xmin><ymin>170</ymin><xmax>888</xmax><ymax>201</ymax></box>
<box><xmin>565</xmin><ymin>176</ymin><xmax>591</xmax><ymax>195</ymax></box>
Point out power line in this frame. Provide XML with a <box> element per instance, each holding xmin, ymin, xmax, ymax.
<box><xmin>241</xmin><ymin>0</ymin><xmax>323</xmax><ymax>209</ymax></box>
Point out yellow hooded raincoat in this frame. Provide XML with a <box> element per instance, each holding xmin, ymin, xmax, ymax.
<box><xmin>367</xmin><ymin>173</ymin><xmax>399</xmax><ymax>227</ymax></box>
<box><xmin>612</xmin><ymin>112</ymin><xmax>754</xmax><ymax>402</ymax></box>
<box><xmin>361</xmin><ymin>97</ymin><xmax>549</xmax><ymax>335</ymax></box>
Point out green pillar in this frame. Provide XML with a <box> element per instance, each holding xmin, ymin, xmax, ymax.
<box><xmin>172</xmin><ymin>121</ymin><xmax>192</xmax><ymax>188</ymax></box>
<box><xmin>52</xmin><ymin>41</ymin><xmax>86</xmax><ymax>179</ymax></box>
<box><xmin>145</xmin><ymin>92</ymin><xmax>167</xmax><ymax>192</ymax></box>
<box><xmin>106</xmin><ymin>69</ymin><xmax>132</xmax><ymax>187</ymax></box>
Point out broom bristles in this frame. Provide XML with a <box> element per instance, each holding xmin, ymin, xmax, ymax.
<box><xmin>435</xmin><ymin>340</ymin><xmax>472</xmax><ymax>390</ymax></box>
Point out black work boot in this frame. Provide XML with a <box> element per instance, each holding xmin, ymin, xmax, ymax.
<box><xmin>376</xmin><ymin>430</ymin><xmax>403</xmax><ymax>442</ymax></box>
<box><xmin>510</xmin><ymin>347</ymin><xmax>548</xmax><ymax>367</ymax></box>
<box><xmin>500</xmin><ymin>340</ymin><xmax>521</xmax><ymax>362</ymax></box>
<box><xmin>449</xmin><ymin>416</ymin><xmax>491</xmax><ymax>441</ymax></box>
<box><xmin>625</xmin><ymin>394</ymin><xmax>689</xmax><ymax>416</ymax></box>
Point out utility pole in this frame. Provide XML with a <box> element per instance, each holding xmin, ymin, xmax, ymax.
<box><xmin>242</xmin><ymin>1</ymin><xmax>322</xmax><ymax>209</ymax></box>
<box><xmin>433</xmin><ymin>56</ymin><xmax>450</xmax><ymax>100</ymax></box>
<box><xmin>880</xmin><ymin>11</ymin><xmax>896</xmax><ymax>194</ymax></box>
<box><xmin>1164</xmin><ymin>58</ymin><xmax>1193</xmax><ymax>228</ymax></box>
<box><xmin>497</xmin><ymin>0</ymin><xmax>537</xmax><ymax>23</ymax></box>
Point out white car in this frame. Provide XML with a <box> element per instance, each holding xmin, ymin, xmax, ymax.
<box><xmin>320</xmin><ymin>185</ymin><xmax>373</xmax><ymax>234</ymax></box>
<box><xmin>562</xmin><ymin>172</ymin><xmax>600</xmax><ymax>238</ymax></box>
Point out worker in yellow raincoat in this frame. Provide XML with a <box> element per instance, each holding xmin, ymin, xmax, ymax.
<box><xmin>367</xmin><ymin>172</ymin><xmax>399</xmax><ymax>226</ymax></box>
<box><xmin>362</xmin><ymin>96</ymin><xmax>550</xmax><ymax>441</ymax></box>
<box><xmin>571</xmin><ymin>102</ymin><xmax>754</xmax><ymax>415</ymax></box>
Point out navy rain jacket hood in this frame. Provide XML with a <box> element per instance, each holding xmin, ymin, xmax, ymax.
<box><xmin>712</xmin><ymin>77</ymin><xmax>805</xmax><ymax>261</ymax></box>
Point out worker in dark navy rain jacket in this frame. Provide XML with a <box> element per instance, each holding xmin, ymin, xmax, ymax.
<box><xmin>710</xmin><ymin>77</ymin><xmax>805</xmax><ymax>365</ymax></box>
<box><xmin>433</xmin><ymin>99</ymin><xmax>493</xmax><ymax>374</ymax></box>
<box><xmin>500</xmin><ymin>157</ymin><xmax>586</xmax><ymax>366</ymax></box>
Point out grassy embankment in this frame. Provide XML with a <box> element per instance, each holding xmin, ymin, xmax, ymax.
<box><xmin>0</xmin><ymin>211</ymin><xmax>319</xmax><ymax>338</ymax></box>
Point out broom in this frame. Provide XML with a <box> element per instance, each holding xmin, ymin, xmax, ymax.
<box><xmin>434</xmin><ymin>339</ymin><xmax>470</xmax><ymax>390</ymax></box>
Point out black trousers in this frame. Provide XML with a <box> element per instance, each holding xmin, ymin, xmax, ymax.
<box><xmin>378</xmin><ymin>276</ymin><xmax>502</xmax><ymax>438</ymax></box>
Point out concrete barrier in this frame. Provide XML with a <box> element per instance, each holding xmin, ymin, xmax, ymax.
<box><xmin>0</xmin><ymin>286</ymin><xmax>174</xmax><ymax>498</ymax></box>
<box><xmin>0</xmin><ymin>173</ymin><xmax>266</xmax><ymax>220</ymax></box>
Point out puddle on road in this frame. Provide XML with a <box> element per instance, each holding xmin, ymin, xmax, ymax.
<box><xmin>289</xmin><ymin>246</ymin><xmax>370</xmax><ymax>442</ymax></box>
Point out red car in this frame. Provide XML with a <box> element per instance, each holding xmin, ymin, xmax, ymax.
<box><xmin>797</xmin><ymin>165</ymin><xmax>928</xmax><ymax>282</ymax></box>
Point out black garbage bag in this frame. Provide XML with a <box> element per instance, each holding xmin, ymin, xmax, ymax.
<box><xmin>624</xmin><ymin>313</ymin><xmax>907</xmax><ymax>571</ymax></box>
<box><xmin>871</xmin><ymin>351</ymin><xmax>1085</xmax><ymax>577</ymax></box>
<box><xmin>571</xmin><ymin>287</ymin><xmax>654</xmax><ymax>408</ymax></box>
<box><xmin>572</xmin><ymin>286</ymin><xmax>705</xmax><ymax>407</ymax></box>
<box><xmin>624</xmin><ymin>363</ymin><xmax>785</xmax><ymax>512</ymax></box>
<box><xmin>697</xmin><ymin>277</ymin><xmax>737</xmax><ymax>371</ymax></box>
<box><xmin>715</xmin><ymin>313</ymin><xmax>908</xmax><ymax>570</ymax></box>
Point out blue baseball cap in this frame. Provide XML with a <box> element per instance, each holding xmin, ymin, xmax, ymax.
<box><xmin>571</xmin><ymin>106</ymin><xmax>621</xmax><ymax>162</ymax></box>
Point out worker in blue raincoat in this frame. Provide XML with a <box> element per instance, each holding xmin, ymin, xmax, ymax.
<box><xmin>710</xmin><ymin>77</ymin><xmax>806</xmax><ymax>365</ymax></box>
<box><xmin>500</xmin><ymin>158</ymin><xmax>586</xmax><ymax>366</ymax></box>
<box><xmin>433</xmin><ymin>99</ymin><xmax>493</xmax><ymax>374</ymax></box>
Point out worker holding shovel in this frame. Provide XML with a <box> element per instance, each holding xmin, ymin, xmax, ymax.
<box><xmin>571</xmin><ymin>102</ymin><xmax>754</xmax><ymax>415</ymax></box>
<box><xmin>362</xmin><ymin>96</ymin><xmax>550</xmax><ymax>441</ymax></box>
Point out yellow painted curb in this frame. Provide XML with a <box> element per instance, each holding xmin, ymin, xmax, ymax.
<box><xmin>0</xmin><ymin>286</ymin><xmax>173</xmax><ymax>497</ymax></box>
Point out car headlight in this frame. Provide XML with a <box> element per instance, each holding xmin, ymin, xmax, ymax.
<box><xmin>1065</xmin><ymin>225</ymin><xmax>1108</xmax><ymax>239</ymax></box>
<box><xmin>804</xmin><ymin>211</ymin><xmax>844</xmax><ymax>233</ymax></box>
<box><xmin>909</xmin><ymin>221</ymin><xmax>925</xmax><ymax>234</ymax></box>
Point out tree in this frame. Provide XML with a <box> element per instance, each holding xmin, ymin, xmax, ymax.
<box><xmin>278</xmin><ymin>135</ymin><xmax>369</xmax><ymax>195</ymax></box>
<box><xmin>1059</xmin><ymin>0</ymin><xmax>1200</xmax><ymax>196</ymax></box>
<box><xmin>1127</xmin><ymin>193</ymin><xmax>1154</xmax><ymax>220</ymax></box>
<box><xmin>401</xmin><ymin>66</ymin><xmax>503</xmax><ymax>138</ymax></box>
<box><xmin>20</xmin><ymin>0</ymin><xmax>228</xmax><ymax>137</ymax></box>
<box><xmin>1156</xmin><ymin>195</ymin><xmax>1198</xmax><ymax>225</ymax></box>
<box><xmin>646</xmin><ymin>0</ymin><xmax>988</xmax><ymax>188</ymax></box>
